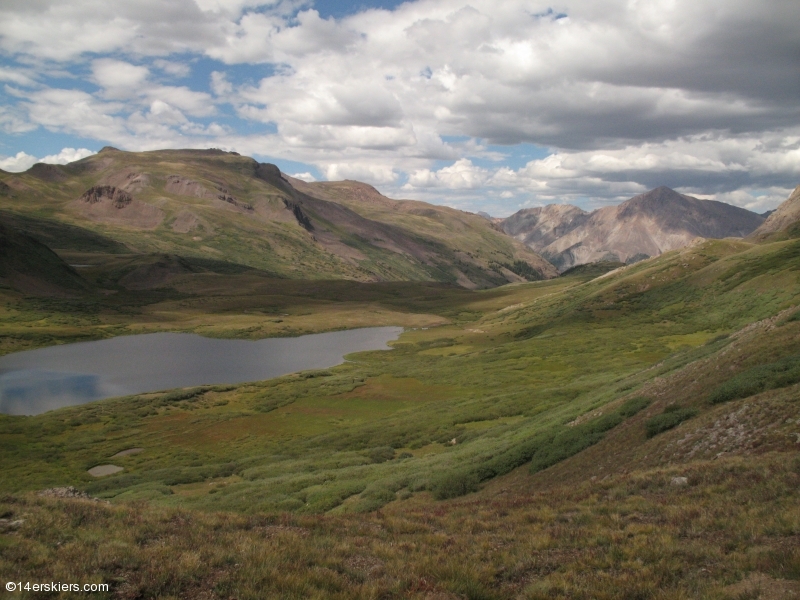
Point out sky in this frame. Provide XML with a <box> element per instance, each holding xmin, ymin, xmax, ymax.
<box><xmin>0</xmin><ymin>0</ymin><xmax>799</xmax><ymax>216</ymax></box>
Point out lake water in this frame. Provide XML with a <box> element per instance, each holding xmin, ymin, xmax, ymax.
<box><xmin>0</xmin><ymin>327</ymin><xmax>402</xmax><ymax>416</ymax></box>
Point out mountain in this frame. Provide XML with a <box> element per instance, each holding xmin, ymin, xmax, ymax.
<box><xmin>503</xmin><ymin>186</ymin><xmax>765</xmax><ymax>271</ymax></box>
<box><xmin>0</xmin><ymin>148</ymin><xmax>555</xmax><ymax>288</ymax></box>
<box><xmin>748</xmin><ymin>185</ymin><xmax>800</xmax><ymax>240</ymax></box>
<box><xmin>0</xmin><ymin>216</ymin><xmax>88</xmax><ymax>295</ymax></box>
<box><xmin>502</xmin><ymin>204</ymin><xmax>590</xmax><ymax>252</ymax></box>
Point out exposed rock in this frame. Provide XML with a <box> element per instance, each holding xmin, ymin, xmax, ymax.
<box><xmin>38</xmin><ymin>486</ymin><xmax>94</xmax><ymax>499</ymax></box>
<box><xmin>670</xmin><ymin>476</ymin><xmax>689</xmax><ymax>487</ymax></box>
<box><xmin>504</xmin><ymin>187</ymin><xmax>764</xmax><ymax>272</ymax></box>
<box><xmin>283</xmin><ymin>198</ymin><xmax>314</xmax><ymax>231</ymax></box>
<box><xmin>80</xmin><ymin>186</ymin><xmax>133</xmax><ymax>208</ymax></box>
<box><xmin>502</xmin><ymin>204</ymin><xmax>589</xmax><ymax>251</ymax></box>
<box><xmin>72</xmin><ymin>186</ymin><xmax>164</xmax><ymax>229</ymax></box>
<box><xmin>165</xmin><ymin>174</ymin><xmax>215</xmax><ymax>199</ymax></box>
<box><xmin>255</xmin><ymin>162</ymin><xmax>292</xmax><ymax>194</ymax></box>
<box><xmin>111</xmin><ymin>447</ymin><xmax>144</xmax><ymax>458</ymax></box>
<box><xmin>87</xmin><ymin>464</ymin><xmax>123</xmax><ymax>477</ymax></box>
<box><xmin>0</xmin><ymin>518</ymin><xmax>24</xmax><ymax>531</ymax></box>
<box><xmin>97</xmin><ymin>169</ymin><xmax>150</xmax><ymax>193</ymax></box>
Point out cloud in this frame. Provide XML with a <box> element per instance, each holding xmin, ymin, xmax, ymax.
<box><xmin>153</xmin><ymin>59</ymin><xmax>192</xmax><ymax>78</ymax></box>
<box><xmin>0</xmin><ymin>151</ymin><xmax>37</xmax><ymax>172</ymax></box>
<box><xmin>0</xmin><ymin>0</ymin><xmax>798</xmax><ymax>213</ymax></box>
<box><xmin>324</xmin><ymin>162</ymin><xmax>398</xmax><ymax>184</ymax></box>
<box><xmin>289</xmin><ymin>171</ymin><xmax>316</xmax><ymax>181</ymax></box>
<box><xmin>41</xmin><ymin>147</ymin><xmax>96</xmax><ymax>164</ymax></box>
<box><xmin>92</xmin><ymin>59</ymin><xmax>150</xmax><ymax>91</ymax></box>
<box><xmin>406</xmin><ymin>159</ymin><xmax>489</xmax><ymax>189</ymax></box>
<box><xmin>0</xmin><ymin>147</ymin><xmax>95</xmax><ymax>172</ymax></box>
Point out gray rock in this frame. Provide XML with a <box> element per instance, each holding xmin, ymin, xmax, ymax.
<box><xmin>0</xmin><ymin>518</ymin><xmax>24</xmax><ymax>531</ymax></box>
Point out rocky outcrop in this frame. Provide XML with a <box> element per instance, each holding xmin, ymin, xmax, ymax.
<box><xmin>72</xmin><ymin>186</ymin><xmax>163</xmax><ymax>229</ymax></box>
<box><xmin>79</xmin><ymin>186</ymin><xmax>133</xmax><ymax>208</ymax></box>
<box><xmin>283</xmin><ymin>199</ymin><xmax>314</xmax><ymax>231</ymax></box>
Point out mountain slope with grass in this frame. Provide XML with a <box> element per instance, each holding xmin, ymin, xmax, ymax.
<box><xmin>504</xmin><ymin>186</ymin><xmax>765</xmax><ymax>271</ymax></box>
<box><xmin>0</xmin><ymin>216</ymin><xmax>88</xmax><ymax>295</ymax></box>
<box><xmin>1</xmin><ymin>229</ymin><xmax>799</xmax><ymax>597</ymax></box>
<box><xmin>0</xmin><ymin>148</ymin><xmax>555</xmax><ymax>288</ymax></box>
<box><xmin>1</xmin><ymin>220</ymin><xmax>799</xmax><ymax>596</ymax></box>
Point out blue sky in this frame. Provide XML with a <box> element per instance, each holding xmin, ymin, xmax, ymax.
<box><xmin>1</xmin><ymin>0</ymin><xmax>798</xmax><ymax>215</ymax></box>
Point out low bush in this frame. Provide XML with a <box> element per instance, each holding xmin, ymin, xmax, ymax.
<box><xmin>366</xmin><ymin>446</ymin><xmax>395</xmax><ymax>463</ymax></box>
<box><xmin>645</xmin><ymin>407</ymin><xmax>698</xmax><ymax>438</ymax></box>
<box><xmin>708</xmin><ymin>354</ymin><xmax>800</xmax><ymax>404</ymax></box>
<box><xmin>430</xmin><ymin>470</ymin><xmax>480</xmax><ymax>500</ymax></box>
<box><xmin>618</xmin><ymin>396</ymin><xmax>652</xmax><ymax>418</ymax></box>
<box><xmin>356</xmin><ymin>486</ymin><xmax>398</xmax><ymax>511</ymax></box>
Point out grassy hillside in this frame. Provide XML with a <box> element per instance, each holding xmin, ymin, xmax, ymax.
<box><xmin>0</xmin><ymin>149</ymin><xmax>554</xmax><ymax>288</ymax></box>
<box><xmin>1</xmin><ymin>229</ymin><xmax>799</xmax><ymax>596</ymax></box>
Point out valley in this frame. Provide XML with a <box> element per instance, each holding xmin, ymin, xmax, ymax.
<box><xmin>0</xmin><ymin>154</ymin><xmax>799</xmax><ymax>598</ymax></box>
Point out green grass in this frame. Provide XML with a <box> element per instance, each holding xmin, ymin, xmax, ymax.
<box><xmin>1</xmin><ymin>233</ymin><xmax>800</xmax><ymax>596</ymax></box>
<box><xmin>2</xmin><ymin>237</ymin><xmax>799</xmax><ymax>515</ymax></box>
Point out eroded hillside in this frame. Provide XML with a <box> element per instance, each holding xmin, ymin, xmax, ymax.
<box><xmin>0</xmin><ymin>148</ymin><xmax>555</xmax><ymax>287</ymax></box>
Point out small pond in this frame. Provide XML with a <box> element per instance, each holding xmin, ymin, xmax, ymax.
<box><xmin>0</xmin><ymin>327</ymin><xmax>402</xmax><ymax>416</ymax></box>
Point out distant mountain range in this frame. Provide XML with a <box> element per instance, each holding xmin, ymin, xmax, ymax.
<box><xmin>2</xmin><ymin>148</ymin><xmax>795</xmax><ymax>288</ymax></box>
<box><xmin>0</xmin><ymin>148</ymin><xmax>555</xmax><ymax>290</ymax></box>
<box><xmin>502</xmin><ymin>186</ymin><xmax>766</xmax><ymax>271</ymax></box>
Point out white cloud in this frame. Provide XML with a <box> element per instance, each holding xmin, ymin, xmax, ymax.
<box><xmin>1</xmin><ymin>0</ymin><xmax>798</xmax><ymax>212</ymax></box>
<box><xmin>290</xmin><ymin>171</ymin><xmax>316</xmax><ymax>181</ymax></box>
<box><xmin>324</xmin><ymin>162</ymin><xmax>398</xmax><ymax>184</ymax></box>
<box><xmin>0</xmin><ymin>147</ymin><xmax>95</xmax><ymax>172</ymax></box>
<box><xmin>406</xmin><ymin>159</ymin><xmax>488</xmax><ymax>189</ymax></box>
<box><xmin>210</xmin><ymin>71</ymin><xmax>233</xmax><ymax>96</ymax></box>
<box><xmin>153</xmin><ymin>59</ymin><xmax>192</xmax><ymax>78</ymax></box>
<box><xmin>92</xmin><ymin>59</ymin><xmax>150</xmax><ymax>91</ymax></box>
<box><xmin>0</xmin><ymin>151</ymin><xmax>37</xmax><ymax>172</ymax></box>
<box><xmin>41</xmin><ymin>147</ymin><xmax>96</xmax><ymax>164</ymax></box>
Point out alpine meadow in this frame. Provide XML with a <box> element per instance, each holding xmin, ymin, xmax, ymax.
<box><xmin>1</xmin><ymin>1</ymin><xmax>800</xmax><ymax>599</ymax></box>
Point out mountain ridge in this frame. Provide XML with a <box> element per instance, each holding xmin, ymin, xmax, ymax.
<box><xmin>502</xmin><ymin>186</ymin><xmax>765</xmax><ymax>271</ymax></box>
<box><xmin>0</xmin><ymin>149</ymin><xmax>556</xmax><ymax>288</ymax></box>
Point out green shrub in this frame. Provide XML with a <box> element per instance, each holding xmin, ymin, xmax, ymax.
<box><xmin>366</xmin><ymin>446</ymin><xmax>395</xmax><ymax>463</ymax></box>
<box><xmin>618</xmin><ymin>396</ymin><xmax>652</xmax><ymax>418</ymax></box>
<box><xmin>529</xmin><ymin>428</ymin><xmax>604</xmax><ymax>474</ymax></box>
<box><xmin>356</xmin><ymin>487</ymin><xmax>397</xmax><ymax>511</ymax></box>
<box><xmin>430</xmin><ymin>470</ymin><xmax>480</xmax><ymax>500</ymax></box>
<box><xmin>708</xmin><ymin>354</ymin><xmax>800</xmax><ymax>404</ymax></box>
<box><xmin>645</xmin><ymin>408</ymin><xmax>698</xmax><ymax>438</ymax></box>
<box><xmin>527</xmin><ymin>413</ymin><xmax>624</xmax><ymax>475</ymax></box>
